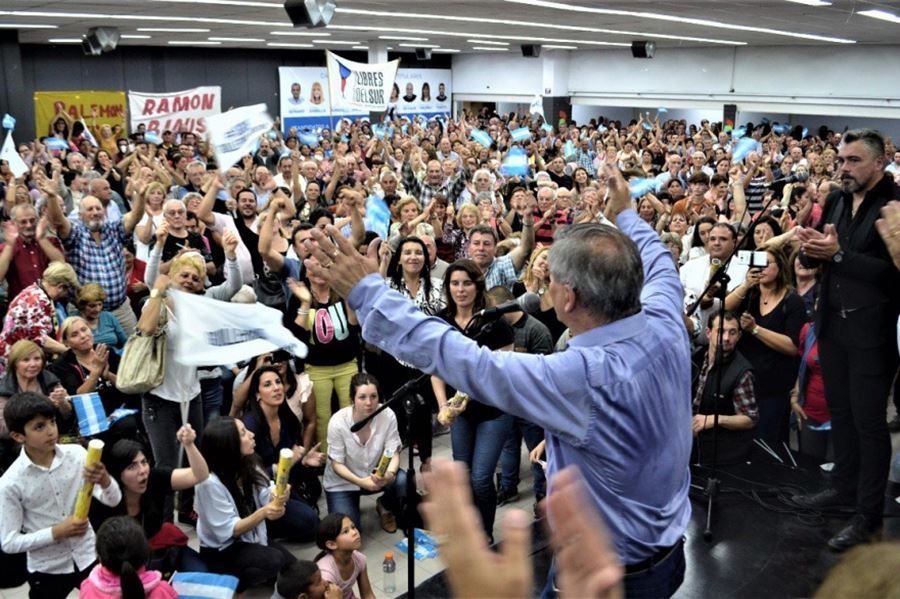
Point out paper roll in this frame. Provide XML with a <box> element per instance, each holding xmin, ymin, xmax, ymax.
<box><xmin>73</xmin><ymin>439</ymin><xmax>104</xmax><ymax>521</ymax></box>
<box><xmin>273</xmin><ymin>448</ymin><xmax>293</xmax><ymax>504</ymax></box>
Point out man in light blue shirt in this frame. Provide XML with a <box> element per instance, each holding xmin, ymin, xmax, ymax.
<box><xmin>302</xmin><ymin>165</ymin><xmax>692</xmax><ymax>598</ymax></box>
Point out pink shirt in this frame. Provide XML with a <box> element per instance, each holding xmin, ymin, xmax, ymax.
<box><xmin>318</xmin><ymin>550</ymin><xmax>367</xmax><ymax>599</ymax></box>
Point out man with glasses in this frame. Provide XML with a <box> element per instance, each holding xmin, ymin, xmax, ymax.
<box><xmin>0</xmin><ymin>204</ymin><xmax>66</xmax><ymax>299</ymax></box>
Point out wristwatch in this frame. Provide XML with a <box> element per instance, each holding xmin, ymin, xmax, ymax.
<box><xmin>832</xmin><ymin>250</ymin><xmax>844</xmax><ymax>263</ymax></box>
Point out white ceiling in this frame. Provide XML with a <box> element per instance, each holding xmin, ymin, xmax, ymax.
<box><xmin>4</xmin><ymin>0</ymin><xmax>900</xmax><ymax>53</ymax></box>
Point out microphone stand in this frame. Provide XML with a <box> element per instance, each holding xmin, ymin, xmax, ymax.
<box><xmin>687</xmin><ymin>191</ymin><xmax>781</xmax><ymax>542</ymax></box>
<box><xmin>349</xmin><ymin>313</ymin><xmax>506</xmax><ymax>597</ymax></box>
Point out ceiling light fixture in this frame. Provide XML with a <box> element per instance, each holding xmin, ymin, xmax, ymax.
<box><xmin>472</xmin><ymin>46</ymin><xmax>509</xmax><ymax>51</ymax></box>
<box><xmin>0</xmin><ymin>23</ymin><xmax>57</xmax><ymax>29</ymax></box>
<box><xmin>208</xmin><ymin>36</ymin><xmax>265</xmax><ymax>42</ymax></box>
<box><xmin>352</xmin><ymin>46</ymin><xmax>369</xmax><ymax>50</ymax></box>
<box><xmin>267</xmin><ymin>42</ymin><xmax>314</xmax><ymax>47</ymax></box>
<box><xmin>311</xmin><ymin>40</ymin><xmax>360</xmax><ymax>45</ymax></box>
<box><xmin>168</xmin><ymin>40</ymin><xmax>221</xmax><ymax>45</ymax></box>
<box><xmin>334</xmin><ymin>7</ymin><xmax>746</xmax><ymax>45</ymax></box>
<box><xmin>327</xmin><ymin>25</ymin><xmax>631</xmax><ymax>47</ymax></box>
<box><xmin>785</xmin><ymin>0</ymin><xmax>832</xmax><ymax>6</ymax></box>
<box><xmin>500</xmin><ymin>0</ymin><xmax>855</xmax><ymax>43</ymax></box>
<box><xmin>270</xmin><ymin>30</ymin><xmax>327</xmax><ymax>36</ymax></box>
<box><xmin>378</xmin><ymin>35</ymin><xmax>429</xmax><ymax>41</ymax></box>
<box><xmin>137</xmin><ymin>27</ymin><xmax>210</xmax><ymax>32</ymax></box>
<box><xmin>0</xmin><ymin>10</ymin><xmax>290</xmax><ymax>29</ymax></box>
<box><xmin>543</xmin><ymin>44</ymin><xmax>578</xmax><ymax>49</ymax></box>
<box><xmin>48</xmin><ymin>38</ymin><xmax>82</xmax><ymax>43</ymax></box>
<box><xmin>466</xmin><ymin>39</ymin><xmax>509</xmax><ymax>45</ymax></box>
<box><xmin>398</xmin><ymin>43</ymin><xmax>440</xmax><ymax>48</ymax></box>
<box><xmin>149</xmin><ymin>0</ymin><xmax>282</xmax><ymax>6</ymax></box>
<box><xmin>859</xmin><ymin>9</ymin><xmax>900</xmax><ymax>24</ymax></box>
<box><xmin>120</xmin><ymin>34</ymin><xmax>151</xmax><ymax>39</ymax></box>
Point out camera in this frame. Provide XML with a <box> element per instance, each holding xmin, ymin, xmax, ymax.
<box><xmin>736</xmin><ymin>250</ymin><xmax>768</xmax><ymax>268</ymax></box>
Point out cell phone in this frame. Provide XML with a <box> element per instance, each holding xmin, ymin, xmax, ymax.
<box><xmin>736</xmin><ymin>250</ymin><xmax>768</xmax><ymax>268</ymax></box>
<box><xmin>771</xmin><ymin>208</ymin><xmax>785</xmax><ymax>218</ymax></box>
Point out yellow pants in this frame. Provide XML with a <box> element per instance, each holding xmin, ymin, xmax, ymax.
<box><xmin>306</xmin><ymin>360</ymin><xmax>358</xmax><ymax>453</ymax></box>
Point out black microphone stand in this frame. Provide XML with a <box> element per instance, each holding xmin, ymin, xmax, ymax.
<box><xmin>351</xmin><ymin>372</ymin><xmax>428</xmax><ymax>599</ymax></box>
<box><xmin>350</xmin><ymin>313</ymin><xmax>506</xmax><ymax>596</ymax></box>
<box><xmin>687</xmin><ymin>191</ymin><xmax>782</xmax><ymax>542</ymax></box>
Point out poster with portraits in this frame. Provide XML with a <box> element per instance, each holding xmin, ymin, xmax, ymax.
<box><xmin>278</xmin><ymin>66</ymin><xmax>451</xmax><ymax>136</ymax></box>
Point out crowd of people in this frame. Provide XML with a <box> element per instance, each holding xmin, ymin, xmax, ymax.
<box><xmin>0</xmin><ymin>101</ymin><xmax>898</xmax><ymax>598</ymax></box>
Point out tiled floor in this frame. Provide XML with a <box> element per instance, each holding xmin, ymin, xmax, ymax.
<box><xmin>0</xmin><ymin>430</ymin><xmax>544</xmax><ymax>599</ymax></box>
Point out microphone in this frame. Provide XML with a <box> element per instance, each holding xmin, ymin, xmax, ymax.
<box><xmin>477</xmin><ymin>292</ymin><xmax>541</xmax><ymax>319</ymax></box>
<box><xmin>764</xmin><ymin>171</ymin><xmax>809</xmax><ymax>187</ymax></box>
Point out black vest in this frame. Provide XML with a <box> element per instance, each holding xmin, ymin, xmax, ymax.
<box><xmin>695</xmin><ymin>350</ymin><xmax>755</xmax><ymax>465</ymax></box>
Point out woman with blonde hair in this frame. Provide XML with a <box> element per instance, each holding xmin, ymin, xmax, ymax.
<box><xmin>388</xmin><ymin>196</ymin><xmax>434</xmax><ymax>243</ymax></box>
<box><xmin>442</xmin><ymin>203</ymin><xmax>482</xmax><ymax>260</ymax></box>
<box><xmin>134</xmin><ymin>180</ymin><xmax>168</xmax><ymax>261</ymax></box>
<box><xmin>0</xmin><ymin>339</ymin><xmax>71</xmax><ymax>440</ymax></box>
<box><xmin>140</xmin><ymin>227</ymin><xmax>243</xmax><ymax>522</ymax></box>
<box><xmin>310</xmin><ymin>81</ymin><xmax>325</xmax><ymax>105</ymax></box>
<box><xmin>514</xmin><ymin>246</ymin><xmax>566</xmax><ymax>343</ymax></box>
<box><xmin>0</xmin><ymin>261</ymin><xmax>78</xmax><ymax>374</ymax></box>
<box><xmin>75</xmin><ymin>284</ymin><xmax>128</xmax><ymax>351</ymax></box>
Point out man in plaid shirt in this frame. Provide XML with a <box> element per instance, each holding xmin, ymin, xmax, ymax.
<box><xmin>45</xmin><ymin>189</ymin><xmax>147</xmax><ymax>336</ymax></box>
<box><xmin>692</xmin><ymin>311</ymin><xmax>758</xmax><ymax>465</ymax></box>
<box><xmin>401</xmin><ymin>151</ymin><xmax>468</xmax><ymax>208</ymax></box>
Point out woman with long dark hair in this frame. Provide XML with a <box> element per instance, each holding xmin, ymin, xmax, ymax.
<box><xmin>240</xmin><ymin>365</ymin><xmax>322</xmax><ymax>541</ymax></box>
<box><xmin>195</xmin><ymin>416</ymin><xmax>296</xmax><ymax>592</ymax></box>
<box><xmin>90</xmin><ymin>427</ymin><xmax>209</xmax><ymax>575</ymax></box>
<box><xmin>431</xmin><ymin>260</ymin><xmax>514</xmax><ymax>541</ymax></box>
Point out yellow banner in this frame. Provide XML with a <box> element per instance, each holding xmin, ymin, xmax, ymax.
<box><xmin>34</xmin><ymin>90</ymin><xmax>127</xmax><ymax>140</ymax></box>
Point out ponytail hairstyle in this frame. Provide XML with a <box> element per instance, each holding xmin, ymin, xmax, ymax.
<box><xmin>314</xmin><ymin>512</ymin><xmax>350</xmax><ymax>562</ymax></box>
<box><xmin>95</xmin><ymin>516</ymin><xmax>150</xmax><ymax>599</ymax></box>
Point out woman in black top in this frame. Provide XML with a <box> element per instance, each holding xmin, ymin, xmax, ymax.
<box><xmin>431</xmin><ymin>260</ymin><xmax>514</xmax><ymax>540</ymax></box>
<box><xmin>725</xmin><ymin>248</ymin><xmax>806</xmax><ymax>446</ymax></box>
<box><xmin>89</xmin><ymin>426</ymin><xmax>210</xmax><ymax>576</ymax></box>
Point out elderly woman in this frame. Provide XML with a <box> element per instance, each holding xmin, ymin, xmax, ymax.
<box><xmin>51</xmin><ymin>316</ymin><xmax>140</xmax><ymax>442</ymax></box>
<box><xmin>140</xmin><ymin>227</ymin><xmax>242</xmax><ymax>522</ymax></box>
<box><xmin>0</xmin><ymin>261</ymin><xmax>78</xmax><ymax>374</ymax></box>
<box><xmin>388</xmin><ymin>196</ymin><xmax>434</xmax><ymax>245</ymax></box>
<box><xmin>75</xmin><ymin>283</ymin><xmax>128</xmax><ymax>351</ymax></box>
<box><xmin>0</xmin><ymin>339</ymin><xmax>72</xmax><ymax>443</ymax></box>
<box><xmin>133</xmin><ymin>181</ymin><xmax>167</xmax><ymax>261</ymax></box>
<box><xmin>442</xmin><ymin>203</ymin><xmax>481</xmax><ymax>261</ymax></box>
<box><xmin>513</xmin><ymin>246</ymin><xmax>566</xmax><ymax>344</ymax></box>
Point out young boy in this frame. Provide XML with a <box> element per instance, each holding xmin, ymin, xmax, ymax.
<box><xmin>0</xmin><ymin>392</ymin><xmax>121</xmax><ymax>599</ymax></box>
<box><xmin>272</xmin><ymin>560</ymin><xmax>341</xmax><ymax>599</ymax></box>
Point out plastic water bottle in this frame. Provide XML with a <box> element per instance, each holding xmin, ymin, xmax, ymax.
<box><xmin>383</xmin><ymin>551</ymin><xmax>396</xmax><ymax>594</ymax></box>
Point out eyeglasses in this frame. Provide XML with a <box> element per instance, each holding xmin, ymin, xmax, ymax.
<box><xmin>165</xmin><ymin>209</ymin><xmax>186</xmax><ymax>216</ymax></box>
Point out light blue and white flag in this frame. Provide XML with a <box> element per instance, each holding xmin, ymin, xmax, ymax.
<box><xmin>365</xmin><ymin>195</ymin><xmax>391</xmax><ymax>240</ymax></box>
<box><xmin>170</xmin><ymin>572</ymin><xmax>239</xmax><ymax>599</ymax></box>
<box><xmin>500</xmin><ymin>146</ymin><xmax>529</xmax><ymax>178</ymax></box>
<box><xmin>470</xmin><ymin>129</ymin><xmax>493</xmax><ymax>148</ymax></box>
<box><xmin>529</xmin><ymin>94</ymin><xmax>544</xmax><ymax>119</ymax></box>
<box><xmin>45</xmin><ymin>137</ymin><xmax>70</xmax><ymax>152</ymax></box>
<box><xmin>563</xmin><ymin>140</ymin><xmax>577</xmax><ymax>162</ymax></box>
<box><xmin>299</xmin><ymin>130</ymin><xmax>319</xmax><ymax>147</ymax></box>
<box><xmin>510</xmin><ymin>127</ymin><xmax>531</xmax><ymax>143</ymax></box>
<box><xmin>732</xmin><ymin>136</ymin><xmax>758</xmax><ymax>162</ymax></box>
<box><xmin>71</xmin><ymin>392</ymin><xmax>109</xmax><ymax>437</ymax></box>
<box><xmin>143</xmin><ymin>130</ymin><xmax>163</xmax><ymax>146</ymax></box>
<box><xmin>2</xmin><ymin>113</ymin><xmax>15</xmax><ymax>130</ymax></box>
<box><xmin>541</xmin><ymin>122</ymin><xmax>553</xmax><ymax>133</ymax></box>
<box><xmin>629</xmin><ymin>177</ymin><xmax>658</xmax><ymax>200</ymax></box>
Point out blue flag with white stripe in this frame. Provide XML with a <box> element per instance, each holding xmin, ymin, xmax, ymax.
<box><xmin>470</xmin><ymin>129</ymin><xmax>493</xmax><ymax>148</ymax></box>
<box><xmin>71</xmin><ymin>393</ymin><xmax>109</xmax><ymax>437</ymax></box>
<box><xmin>143</xmin><ymin>130</ymin><xmax>163</xmax><ymax>146</ymax></box>
<box><xmin>299</xmin><ymin>131</ymin><xmax>319</xmax><ymax>147</ymax></box>
<box><xmin>510</xmin><ymin>127</ymin><xmax>531</xmax><ymax>143</ymax></box>
<box><xmin>2</xmin><ymin>114</ymin><xmax>14</xmax><ymax>131</ymax></box>
<box><xmin>365</xmin><ymin>195</ymin><xmax>391</xmax><ymax>240</ymax></box>
<box><xmin>500</xmin><ymin>146</ymin><xmax>529</xmax><ymax>178</ymax></box>
<box><xmin>541</xmin><ymin>122</ymin><xmax>553</xmax><ymax>133</ymax></box>
<box><xmin>171</xmin><ymin>572</ymin><xmax>239</xmax><ymax>599</ymax></box>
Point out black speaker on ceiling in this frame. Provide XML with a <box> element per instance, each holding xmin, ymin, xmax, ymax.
<box><xmin>631</xmin><ymin>40</ymin><xmax>656</xmax><ymax>59</ymax></box>
<box><xmin>415</xmin><ymin>48</ymin><xmax>432</xmax><ymax>60</ymax></box>
<box><xmin>521</xmin><ymin>44</ymin><xmax>541</xmax><ymax>58</ymax></box>
<box><xmin>284</xmin><ymin>0</ymin><xmax>337</xmax><ymax>28</ymax></box>
<box><xmin>81</xmin><ymin>26</ymin><xmax>119</xmax><ymax>56</ymax></box>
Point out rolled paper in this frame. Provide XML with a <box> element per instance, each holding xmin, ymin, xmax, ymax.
<box><xmin>273</xmin><ymin>447</ymin><xmax>293</xmax><ymax>504</ymax></box>
<box><xmin>374</xmin><ymin>447</ymin><xmax>395</xmax><ymax>478</ymax></box>
<box><xmin>73</xmin><ymin>439</ymin><xmax>104</xmax><ymax>521</ymax></box>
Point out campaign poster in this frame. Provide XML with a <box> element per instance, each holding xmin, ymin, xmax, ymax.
<box><xmin>34</xmin><ymin>90</ymin><xmax>127</xmax><ymax>139</ymax></box>
<box><xmin>279</xmin><ymin>66</ymin><xmax>451</xmax><ymax>137</ymax></box>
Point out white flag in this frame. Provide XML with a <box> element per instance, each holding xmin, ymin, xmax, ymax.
<box><xmin>80</xmin><ymin>119</ymin><xmax>99</xmax><ymax>148</ymax></box>
<box><xmin>169</xmin><ymin>289</ymin><xmax>307</xmax><ymax>366</ymax></box>
<box><xmin>1</xmin><ymin>132</ymin><xmax>28</xmax><ymax>178</ymax></box>
<box><xmin>326</xmin><ymin>51</ymin><xmax>399</xmax><ymax>112</ymax></box>
<box><xmin>204</xmin><ymin>103</ymin><xmax>273</xmax><ymax>169</ymax></box>
<box><xmin>529</xmin><ymin>94</ymin><xmax>545</xmax><ymax>119</ymax></box>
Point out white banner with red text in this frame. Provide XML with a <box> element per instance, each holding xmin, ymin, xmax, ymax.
<box><xmin>128</xmin><ymin>86</ymin><xmax>221</xmax><ymax>135</ymax></box>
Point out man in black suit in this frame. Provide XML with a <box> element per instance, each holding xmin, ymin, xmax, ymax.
<box><xmin>793</xmin><ymin>129</ymin><xmax>900</xmax><ymax>552</ymax></box>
